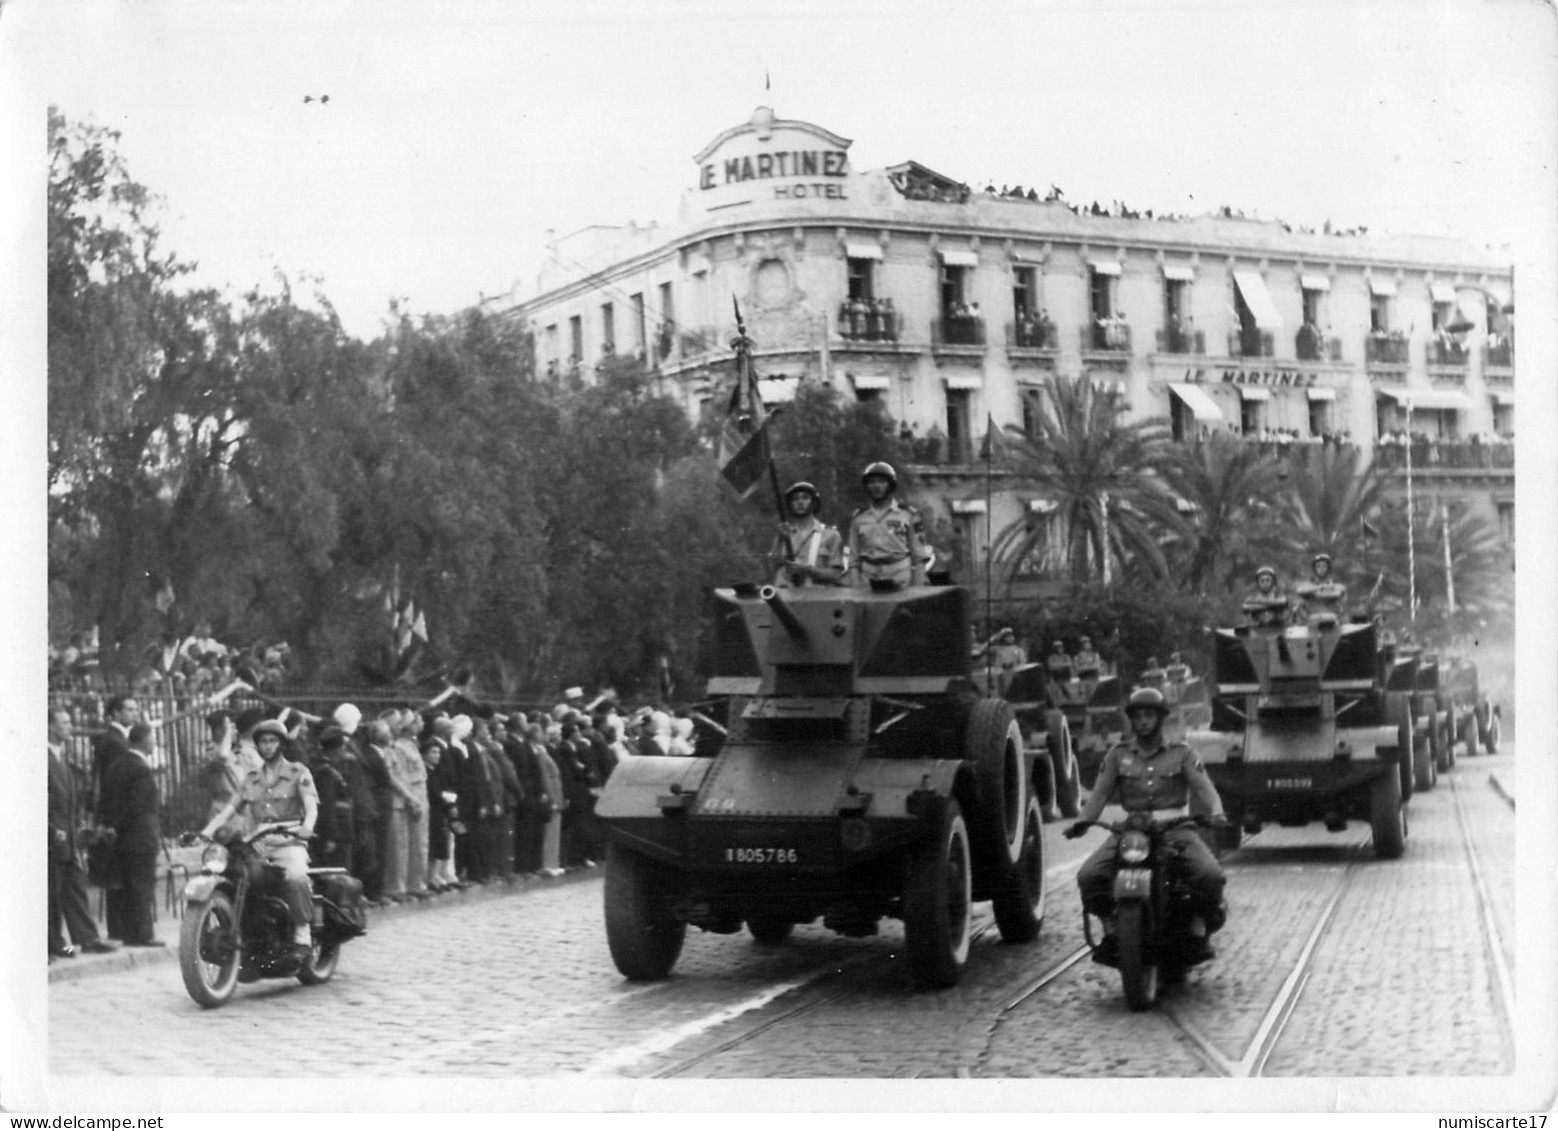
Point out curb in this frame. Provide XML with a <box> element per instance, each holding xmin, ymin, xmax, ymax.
<box><xmin>48</xmin><ymin>865</ymin><xmax>604</xmax><ymax>985</ymax></box>
<box><xmin>1487</xmin><ymin>771</ymin><xmax>1515</xmax><ymax>810</ymax></box>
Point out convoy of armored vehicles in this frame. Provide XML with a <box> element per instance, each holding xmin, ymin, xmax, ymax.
<box><xmin>596</xmin><ymin>553</ymin><xmax>1502</xmax><ymax>988</ymax></box>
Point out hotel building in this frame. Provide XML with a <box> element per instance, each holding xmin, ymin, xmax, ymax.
<box><xmin>492</xmin><ymin>107</ymin><xmax>1516</xmax><ymax>573</ymax></box>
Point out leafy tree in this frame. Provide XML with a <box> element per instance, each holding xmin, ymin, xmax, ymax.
<box><xmin>991</xmin><ymin>376</ymin><xmax>1183</xmax><ymax>587</ymax></box>
<box><xmin>1277</xmin><ymin>442</ymin><xmax>1389</xmax><ymax>591</ymax></box>
<box><xmin>1157</xmin><ymin>433</ymin><xmax>1291</xmax><ymax>596</ymax></box>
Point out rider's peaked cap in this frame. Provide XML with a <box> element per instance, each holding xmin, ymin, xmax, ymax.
<box><xmin>784</xmin><ymin>480</ymin><xmax>822</xmax><ymax>511</ymax></box>
<box><xmin>318</xmin><ymin>726</ymin><xmax>348</xmax><ymax>749</ymax></box>
<box><xmin>1126</xmin><ymin>687</ymin><xmax>1170</xmax><ymax>715</ymax></box>
<box><xmin>860</xmin><ymin>461</ymin><xmax>897</xmax><ymax>487</ymax></box>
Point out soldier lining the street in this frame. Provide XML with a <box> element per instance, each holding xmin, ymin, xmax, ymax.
<box><xmin>1066</xmin><ymin>686</ymin><xmax>1230</xmax><ymax>962</ymax></box>
<box><xmin>766</xmin><ymin>480</ymin><xmax>844</xmax><ymax>588</ymax></box>
<box><xmin>843</xmin><ymin>461</ymin><xmax>930</xmax><ymax>589</ymax></box>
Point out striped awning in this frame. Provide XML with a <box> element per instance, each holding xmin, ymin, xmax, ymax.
<box><xmin>1430</xmin><ymin>281</ymin><xmax>1457</xmax><ymax>304</ymax></box>
<box><xmin>1377</xmin><ymin>388</ymin><xmax>1471</xmax><ymax>411</ymax></box>
<box><xmin>1306</xmin><ymin>386</ymin><xmax>1338</xmax><ymax>401</ymax></box>
<box><xmin>845</xmin><ymin>242</ymin><xmax>883</xmax><ymax>260</ymax></box>
<box><xmin>849</xmin><ymin>373</ymin><xmax>891</xmax><ymax>391</ymax></box>
<box><xmin>1163</xmin><ymin>264</ymin><xmax>1195</xmax><ymax>282</ymax></box>
<box><xmin>1238</xmin><ymin>386</ymin><xmax>1272</xmax><ymax>401</ymax></box>
<box><xmin>1233</xmin><ymin>270</ymin><xmax>1283</xmax><ymax>330</ymax></box>
<box><xmin>1368</xmin><ymin>276</ymin><xmax>1398</xmax><ymax>297</ymax></box>
<box><xmin>938</xmin><ymin>248</ymin><xmax>979</xmax><ymax>268</ymax></box>
<box><xmin>944</xmin><ymin>374</ymin><xmax>983</xmax><ymax>390</ymax></box>
<box><xmin>1167</xmin><ymin>382</ymin><xmax>1225</xmax><ymax>422</ymax></box>
<box><xmin>1089</xmin><ymin>260</ymin><xmax>1122</xmax><ymax>276</ymax></box>
<box><xmin>1300</xmin><ymin>274</ymin><xmax>1331</xmax><ymax>291</ymax></box>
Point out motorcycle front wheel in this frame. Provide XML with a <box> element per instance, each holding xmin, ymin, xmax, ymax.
<box><xmin>1117</xmin><ymin>902</ymin><xmax>1159</xmax><ymax>1012</ymax></box>
<box><xmin>179</xmin><ymin>892</ymin><xmax>242</xmax><ymax>1009</ymax></box>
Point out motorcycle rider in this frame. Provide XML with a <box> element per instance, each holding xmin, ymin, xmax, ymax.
<box><xmin>1065</xmin><ymin>686</ymin><xmax>1229</xmax><ymax>960</ymax></box>
<box><xmin>195</xmin><ymin>718</ymin><xmax>319</xmax><ymax>963</ymax></box>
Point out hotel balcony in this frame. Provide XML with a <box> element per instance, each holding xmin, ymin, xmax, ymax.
<box><xmin>836</xmin><ymin>300</ymin><xmax>903</xmax><ymax>345</ymax></box>
<box><xmin>1007</xmin><ymin>318</ymin><xmax>1059</xmax><ymax>363</ymax></box>
<box><xmin>1365</xmin><ymin>332</ymin><xmax>1410</xmax><ymax>369</ymax></box>
<box><xmin>1373</xmin><ymin>439</ymin><xmax>1514</xmax><ymax>476</ymax></box>
<box><xmin>1295</xmin><ymin>325</ymin><xmax>1343</xmax><ymax>362</ymax></box>
<box><xmin>1426</xmin><ymin>336</ymin><xmax>1471</xmax><ymax>381</ymax></box>
<box><xmin>932</xmin><ymin>314</ymin><xmax>986</xmax><ymax>355</ymax></box>
<box><xmin>1484</xmin><ymin>338</ymin><xmax>1514</xmax><ymax>383</ymax></box>
<box><xmin>1227</xmin><ymin>329</ymin><xmax>1275</xmax><ymax>359</ymax></box>
<box><xmin>1155</xmin><ymin>325</ymin><xmax>1205</xmax><ymax>356</ymax></box>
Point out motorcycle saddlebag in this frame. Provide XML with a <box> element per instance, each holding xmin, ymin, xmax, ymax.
<box><xmin>316</xmin><ymin>872</ymin><xmax>369</xmax><ymax>938</ymax></box>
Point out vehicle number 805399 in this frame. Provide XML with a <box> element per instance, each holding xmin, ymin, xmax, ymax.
<box><xmin>725</xmin><ymin>847</ymin><xmax>799</xmax><ymax>864</ymax></box>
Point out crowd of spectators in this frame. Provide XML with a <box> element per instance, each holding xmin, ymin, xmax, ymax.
<box><xmin>838</xmin><ymin>297</ymin><xmax>899</xmax><ymax>342</ymax></box>
<box><xmin>188</xmin><ymin>688</ymin><xmax>716</xmax><ymax>906</ymax></box>
<box><xmin>49</xmin><ymin>621</ymin><xmax>292</xmax><ymax>696</ymax></box>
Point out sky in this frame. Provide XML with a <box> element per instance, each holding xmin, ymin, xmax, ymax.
<box><xmin>8</xmin><ymin>0</ymin><xmax>1557</xmax><ymax>341</ymax></box>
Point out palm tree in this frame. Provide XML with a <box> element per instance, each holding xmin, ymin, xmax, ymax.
<box><xmin>1279</xmin><ymin>443</ymin><xmax>1390</xmax><ymax>592</ymax></box>
<box><xmin>1371</xmin><ymin>498</ymin><xmax>1511</xmax><ymax>628</ymax></box>
<box><xmin>990</xmin><ymin>376</ymin><xmax>1182</xmax><ymax>587</ymax></box>
<box><xmin>1157</xmin><ymin>433</ymin><xmax>1292</xmax><ymax>596</ymax></box>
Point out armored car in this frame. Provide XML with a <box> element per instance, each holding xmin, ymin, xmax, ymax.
<box><xmin>596</xmin><ymin>582</ymin><xmax>1046</xmax><ymax>989</ymax></box>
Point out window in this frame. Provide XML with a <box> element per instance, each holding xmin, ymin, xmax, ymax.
<box><xmin>1164</xmin><ymin>278</ymin><xmax>1188</xmax><ymax>326</ymax></box>
<box><xmin>658</xmin><ymin>282</ymin><xmax>675</xmax><ymax>358</ymax></box>
<box><xmin>847</xmin><ymin>257</ymin><xmax>876</xmax><ymax>302</ymax></box>
<box><xmin>1240</xmin><ymin>396</ymin><xmax>1262</xmax><ymax>436</ymax></box>
<box><xmin>600</xmin><ymin>302</ymin><xmax>615</xmax><ymax>355</ymax></box>
<box><xmin>1493</xmin><ymin>401</ymin><xmax>1513</xmax><ymax>437</ymax></box>
<box><xmin>1013</xmin><ymin>267</ymin><xmax>1036</xmax><ymax>320</ymax></box>
<box><xmin>1431</xmin><ymin>299</ymin><xmax>1452</xmax><ymax>333</ymax></box>
<box><xmin>1370</xmin><ymin>294</ymin><xmax>1391</xmax><ymax>333</ymax></box>
<box><xmin>1308</xmin><ymin>398</ymin><xmax>1330</xmax><ymax>438</ymax></box>
<box><xmin>545</xmin><ymin>324</ymin><xmax>559</xmax><ymax>371</ymax></box>
<box><xmin>1302</xmin><ymin>287</ymin><xmax>1324</xmax><ymax>328</ymax></box>
<box><xmin>1497</xmin><ymin>501</ymin><xmax>1514</xmax><ymax>547</ymax></box>
<box><xmin>1020</xmin><ymin>388</ymin><xmax>1042</xmax><ymax>438</ymax></box>
<box><xmin>1089</xmin><ymin>269</ymin><xmax>1115</xmax><ymax>320</ymax></box>
<box><xmin>568</xmin><ymin>315</ymin><xmax>583</xmax><ymax>367</ymax></box>
<box><xmin>946</xmin><ymin>388</ymin><xmax>972</xmax><ymax>463</ymax></box>
<box><xmin>941</xmin><ymin>264</ymin><xmax>969</xmax><ymax>314</ymax></box>
<box><xmin>631</xmin><ymin>293</ymin><xmax>646</xmax><ymax>356</ymax></box>
<box><xmin>954</xmin><ymin>513</ymin><xmax>982</xmax><ymax>571</ymax></box>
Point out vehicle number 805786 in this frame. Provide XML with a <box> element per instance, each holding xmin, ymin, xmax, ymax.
<box><xmin>725</xmin><ymin>846</ymin><xmax>799</xmax><ymax>864</ymax></box>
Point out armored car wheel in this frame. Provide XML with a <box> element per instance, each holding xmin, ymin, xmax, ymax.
<box><xmin>1047</xmin><ymin>710</ymin><xmax>1081</xmax><ymax>819</ymax></box>
<box><xmin>604</xmin><ymin>846</ymin><xmax>687</xmax><ymax>981</ymax></box>
<box><xmin>747</xmin><ymin>916</ymin><xmax>793</xmax><ymax>946</ymax></box>
<box><xmin>992</xmin><ymin>792</ymin><xmax>1046</xmax><ymax>943</ymax></box>
<box><xmin>1414</xmin><ymin>719</ymin><xmax>1438</xmax><ymax>792</ymax></box>
<box><xmin>1481</xmin><ymin>709</ymin><xmax>1501</xmax><ymax>753</ymax></box>
<box><xmin>296</xmin><ymin>936</ymin><xmax>340</xmax><ymax>985</ymax></box>
<box><xmin>179</xmin><ymin>893</ymin><xmax>242</xmax><ymax>1009</ymax></box>
<box><xmin>903</xmin><ymin>798</ymin><xmax>973</xmax><ymax>989</ymax></box>
<box><xmin>965</xmin><ymin>699</ymin><xmax>1027</xmax><ymax>872</ymax></box>
<box><xmin>1462</xmin><ymin>711</ymin><xmax>1480</xmax><ymax>757</ymax></box>
<box><xmin>1433</xmin><ymin>714</ymin><xmax>1452</xmax><ymax>773</ymax></box>
<box><xmin>1370</xmin><ymin>765</ymin><xmax>1406</xmax><ymax>860</ymax></box>
<box><xmin>1384</xmin><ymin>692</ymin><xmax>1414</xmax><ymax>802</ymax></box>
<box><xmin>1117</xmin><ymin>902</ymin><xmax>1159</xmax><ymax>1012</ymax></box>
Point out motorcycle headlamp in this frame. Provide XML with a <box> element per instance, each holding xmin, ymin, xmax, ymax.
<box><xmin>200</xmin><ymin>842</ymin><xmax>230</xmax><ymax>875</ymax></box>
<box><xmin>1118</xmin><ymin>830</ymin><xmax>1151</xmax><ymax>865</ymax></box>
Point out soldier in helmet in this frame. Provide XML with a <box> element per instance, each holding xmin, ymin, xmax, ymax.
<box><xmin>1164</xmin><ymin>651</ymin><xmax>1191</xmax><ymax>683</ymax></box>
<box><xmin>1139</xmin><ymin>655</ymin><xmax>1168</xmax><ymax>688</ymax></box>
<box><xmin>1294</xmin><ymin>552</ymin><xmax>1347</xmax><ymax>618</ymax></box>
<box><xmin>843</xmin><ymin>461</ymin><xmax>930</xmax><ymax>589</ymax></box>
<box><xmin>766</xmin><ymin>481</ymin><xmax>844</xmax><ymax>588</ymax></box>
<box><xmin>1066</xmin><ymin>687</ymin><xmax>1230</xmax><ymax>959</ymax></box>
<box><xmin>1245</xmin><ymin>565</ymin><xmax>1289</xmax><ymax>627</ymax></box>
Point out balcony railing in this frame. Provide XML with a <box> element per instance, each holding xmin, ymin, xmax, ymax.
<box><xmin>1082</xmin><ymin>318</ymin><xmax>1131</xmax><ymax>353</ymax></box>
<box><xmin>1295</xmin><ymin>325</ymin><xmax>1343</xmax><ymax>362</ymax></box>
<box><xmin>1374</xmin><ymin>439</ymin><xmax>1514</xmax><ymax>472</ymax></box>
<box><xmin>1156</xmin><ymin>325</ymin><xmax>1205</xmax><ymax>355</ymax></box>
<box><xmin>932</xmin><ymin>314</ymin><xmax>986</xmax><ymax>349</ymax></box>
<box><xmin>1365</xmin><ymin>333</ymin><xmax>1410</xmax><ymax>366</ymax></box>
<box><xmin>1427</xmin><ymin>337</ymin><xmax>1470</xmax><ymax>367</ymax></box>
<box><xmin>1484</xmin><ymin>339</ymin><xmax>1514</xmax><ymax>370</ymax></box>
<box><xmin>837</xmin><ymin>300</ymin><xmax>902</xmax><ymax>343</ymax></box>
<box><xmin>1008</xmin><ymin>317</ymin><xmax>1058</xmax><ymax>351</ymax></box>
<box><xmin>1228</xmin><ymin>329</ymin><xmax>1274</xmax><ymax>359</ymax></box>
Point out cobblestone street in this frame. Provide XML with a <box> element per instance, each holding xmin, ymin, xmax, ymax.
<box><xmin>39</xmin><ymin>747</ymin><xmax>1536</xmax><ymax>1113</ymax></box>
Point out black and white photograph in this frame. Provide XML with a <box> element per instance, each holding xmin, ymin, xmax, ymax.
<box><xmin>7</xmin><ymin>0</ymin><xmax>1555</xmax><ymax>1119</ymax></box>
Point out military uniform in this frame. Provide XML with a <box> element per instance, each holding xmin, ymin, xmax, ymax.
<box><xmin>231</xmin><ymin>759</ymin><xmax>319</xmax><ymax>936</ymax></box>
<box><xmin>845</xmin><ymin>499</ymin><xmax>929</xmax><ymax>588</ymax></box>
<box><xmin>768</xmin><ymin>520</ymin><xmax>844</xmax><ymax>588</ymax></box>
<box><xmin>1075</xmin><ymin>734</ymin><xmax>1227</xmax><ymax>923</ymax></box>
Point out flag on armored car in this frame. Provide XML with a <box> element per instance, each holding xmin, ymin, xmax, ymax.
<box><xmin>718</xmin><ymin>320</ymin><xmax>771</xmax><ymax>499</ymax></box>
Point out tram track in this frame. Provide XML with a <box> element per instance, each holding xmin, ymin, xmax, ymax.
<box><xmin>1447</xmin><ymin>766</ymin><xmax>1517</xmax><ymax>1066</ymax></box>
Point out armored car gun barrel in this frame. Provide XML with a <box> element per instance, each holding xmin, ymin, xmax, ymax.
<box><xmin>596</xmin><ymin>582</ymin><xmax>1049</xmax><ymax>989</ymax></box>
<box><xmin>1184</xmin><ymin>608</ymin><xmax>1412</xmax><ymax>859</ymax></box>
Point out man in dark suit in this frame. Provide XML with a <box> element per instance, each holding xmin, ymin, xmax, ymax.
<box><xmin>48</xmin><ymin>707</ymin><xmax>120</xmax><ymax>960</ymax></box>
<box><xmin>99</xmin><ymin>721</ymin><xmax>163</xmax><ymax>946</ymax></box>
<box><xmin>90</xmin><ymin>695</ymin><xmax>139</xmax><ymax>939</ymax></box>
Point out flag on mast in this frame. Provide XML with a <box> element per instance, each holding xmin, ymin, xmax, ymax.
<box><xmin>718</xmin><ymin>303</ymin><xmax>771</xmax><ymax>499</ymax></box>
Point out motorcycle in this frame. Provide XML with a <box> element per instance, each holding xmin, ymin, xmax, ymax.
<box><xmin>177</xmin><ymin>821</ymin><xmax>367</xmax><ymax>1009</ymax></box>
<box><xmin>1075</xmin><ymin>813</ymin><xmax>1224</xmax><ymax>1011</ymax></box>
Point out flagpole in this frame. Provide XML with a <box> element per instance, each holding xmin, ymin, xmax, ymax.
<box><xmin>1405</xmin><ymin>402</ymin><xmax>1416</xmax><ymax>623</ymax></box>
<box><xmin>1442</xmin><ymin>504</ymin><xmax>1455</xmax><ymax>612</ymax></box>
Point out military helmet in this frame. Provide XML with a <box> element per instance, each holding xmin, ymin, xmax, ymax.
<box><xmin>783</xmin><ymin>480</ymin><xmax>822</xmax><ymax>511</ymax></box>
<box><xmin>1312</xmin><ymin>552</ymin><xmax>1332</xmax><ymax>565</ymax></box>
<box><xmin>1256</xmin><ymin>565</ymin><xmax>1277</xmax><ymax>580</ymax></box>
<box><xmin>251</xmin><ymin>718</ymin><xmax>288</xmax><ymax>741</ymax></box>
<box><xmin>860</xmin><ymin>461</ymin><xmax>897</xmax><ymax>488</ymax></box>
<box><xmin>1126</xmin><ymin>686</ymin><xmax>1170</xmax><ymax>716</ymax></box>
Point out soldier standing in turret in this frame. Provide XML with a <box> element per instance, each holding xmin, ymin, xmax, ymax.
<box><xmin>844</xmin><ymin>462</ymin><xmax>930</xmax><ymax>589</ymax></box>
<box><xmin>767</xmin><ymin>481</ymin><xmax>844</xmax><ymax>588</ymax></box>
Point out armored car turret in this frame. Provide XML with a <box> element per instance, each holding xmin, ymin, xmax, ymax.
<box><xmin>596</xmin><ymin>582</ymin><xmax>1047</xmax><ymax>989</ymax></box>
<box><xmin>1184</xmin><ymin>603</ymin><xmax>1411</xmax><ymax>859</ymax></box>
